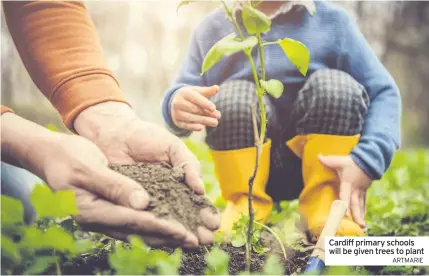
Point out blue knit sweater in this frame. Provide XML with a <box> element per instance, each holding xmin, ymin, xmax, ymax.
<box><xmin>162</xmin><ymin>1</ymin><xmax>401</xmax><ymax>180</ymax></box>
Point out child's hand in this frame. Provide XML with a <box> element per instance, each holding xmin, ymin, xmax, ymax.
<box><xmin>318</xmin><ymin>155</ymin><xmax>372</xmax><ymax>231</ymax></box>
<box><xmin>171</xmin><ymin>85</ymin><xmax>221</xmax><ymax>131</ymax></box>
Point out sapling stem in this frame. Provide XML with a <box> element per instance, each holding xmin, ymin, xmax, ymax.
<box><xmin>242</xmin><ymin>226</ymin><xmax>251</xmax><ymax>274</ymax></box>
<box><xmin>221</xmin><ymin>0</ymin><xmax>245</xmax><ymax>39</ymax></box>
<box><xmin>220</xmin><ymin>0</ymin><xmax>269</xmax><ymax>272</ymax></box>
<box><xmin>203</xmin><ymin>246</ymin><xmax>210</xmax><ymax>256</ymax></box>
<box><xmin>262</xmin><ymin>41</ymin><xmax>278</xmax><ymax>47</ymax></box>
<box><xmin>56</xmin><ymin>260</ymin><xmax>61</xmax><ymax>276</ymax></box>
<box><xmin>243</xmin><ymin>43</ymin><xmax>266</xmax><ymax>273</ymax></box>
<box><xmin>256</xmin><ymin>33</ymin><xmax>266</xmax><ymax>81</ymax></box>
<box><xmin>53</xmin><ymin>250</ymin><xmax>61</xmax><ymax>275</ymax></box>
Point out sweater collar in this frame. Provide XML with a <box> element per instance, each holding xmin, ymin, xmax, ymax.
<box><xmin>233</xmin><ymin>1</ymin><xmax>315</xmax><ymax>20</ymax></box>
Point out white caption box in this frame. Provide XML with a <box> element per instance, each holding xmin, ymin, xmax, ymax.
<box><xmin>325</xmin><ymin>237</ymin><xmax>429</xmax><ymax>266</ymax></box>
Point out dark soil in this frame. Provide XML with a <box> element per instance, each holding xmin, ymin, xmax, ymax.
<box><xmin>61</xmin><ymin>242</ymin><xmax>311</xmax><ymax>275</ymax></box>
<box><xmin>61</xmin><ymin>163</ymin><xmax>311</xmax><ymax>275</ymax></box>
<box><xmin>178</xmin><ymin>243</ymin><xmax>310</xmax><ymax>275</ymax></box>
<box><xmin>110</xmin><ymin>163</ymin><xmax>216</xmax><ymax>234</ymax></box>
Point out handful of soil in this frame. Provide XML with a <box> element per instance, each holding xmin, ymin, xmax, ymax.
<box><xmin>110</xmin><ymin>163</ymin><xmax>216</xmax><ymax>234</ymax></box>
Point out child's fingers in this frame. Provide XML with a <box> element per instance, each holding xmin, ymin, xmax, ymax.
<box><xmin>183</xmin><ymin>90</ymin><xmax>216</xmax><ymax>112</ymax></box>
<box><xmin>193</xmin><ymin>85</ymin><xmax>220</xmax><ymax>98</ymax></box>
<box><xmin>339</xmin><ymin>181</ymin><xmax>352</xmax><ymax>204</ymax></box>
<box><xmin>176</xmin><ymin>100</ymin><xmax>219</xmax><ymax>118</ymax></box>
<box><xmin>178</xmin><ymin>111</ymin><xmax>219</xmax><ymax>128</ymax></box>
<box><xmin>350</xmin><ymin>192</ymin><xmax>364</xmax><ymax>229</ymax></box>
<box><xmin>176</xmin><ymin>121</ymin><xmax>204</xmax><ymax>132</ymax></box>
<box><xmin>214</xmin><ymin>110</ymin><xmax>221</xmax><ymax>119</ymax></box>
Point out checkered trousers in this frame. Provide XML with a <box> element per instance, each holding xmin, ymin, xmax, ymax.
<box><xmin>205</xmin><ymin>69</ymin><xmax>370</xmax><ymax>201</ymax></box>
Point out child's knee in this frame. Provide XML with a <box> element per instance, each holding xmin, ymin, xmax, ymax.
<box><xmin>293</xmin><ymin>69</ymin><xmax>370</xmax><ymax>135</ymax></box>
<box><xmin>206</xmin><ymin>80</ymin><xmax>258</xmax><ymax>150</ymax></box>
<box><xmin>211</xmin><ymin>80</ymin><xmax>258</xmax><ymax>121</ymax></box>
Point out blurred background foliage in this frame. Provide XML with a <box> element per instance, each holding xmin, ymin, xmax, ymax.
<box><xmin>1</xmin><ymin>1</ymin><xmax>429</xmax><ymax>147</ymax></box>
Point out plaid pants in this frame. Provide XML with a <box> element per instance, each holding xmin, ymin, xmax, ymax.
<box><xmin>205</xmin><ymin>69</ymin><xmax>370</xmax><ymax>201</ymax></box>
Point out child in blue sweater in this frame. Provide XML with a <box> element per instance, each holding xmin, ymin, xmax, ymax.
<box><xmin>162</xmin><ymin>1</ymin><xmax>401</xmax><ymax>239</ymax></box>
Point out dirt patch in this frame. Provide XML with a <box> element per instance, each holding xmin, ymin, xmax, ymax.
<box><xmin>178</xmin><ymin>243</ymin><xmax>310</xmax><ymax>275</ymax></box>
<box><xmin>61</xmin><ymin>163</ymin><xmax>311</xmax><ymax>275</ymax></box>
<box><xmin>61</xmin><ymin>242</ymin><xmax>311</xmax><ymax>275</ymax></box>
<box><xmin>110</xmin><ymin>163</ymin><xmax>216</xmax><ymax>234</ymax></box>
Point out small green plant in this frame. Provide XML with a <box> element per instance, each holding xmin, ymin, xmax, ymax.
<box><xmin>1</xmin><ymin>184</ymin><xmax>183</xmax><ymax>275</ymax></box>
<box><xmin>1</xmin><ymin>184</ymin><xmax>92</xmax><ymax>275</ymax></box>
<box><xmin>204</xmin><ymin>246</ymin><xmax>230</xmax><ymax>275</ymax></box>
<box><xmin>179</xmin><ymin>0</ymin><xmax>311</xmax><ymax>270</ymax></box>
<box><xmin>231</xmin><ymin>215</ymin><xmax>270</xmax><ymax>255</ymax></box>
<box><xmin>108</xmin><ymin>236</ymin><xmax>182</xmax><ymax>275</ymax></box>
<box><xmin>231</xmin><ymin>215</ymin><xmax>287</xmax><ymax>262</ymax></box>
<box><xmin>263</xmin><ymin>254</ymin><xmax>285</xmax><ymax>275</ymax></box>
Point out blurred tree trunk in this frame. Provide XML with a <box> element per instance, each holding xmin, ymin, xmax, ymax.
<box><xmin>382</xmin><ymin>2</ymin><xmax>429</xmax><ymax>146</ymax></box>
<box><xmin>346</xmin><ymin>1</ymin><xmax>429</xmax><ymax>147</ymax></box>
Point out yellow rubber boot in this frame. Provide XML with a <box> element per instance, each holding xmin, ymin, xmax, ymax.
<box><xmin>211</xmin><ymin>140</ymin><xmax>273</xmax><ymax>234</ymax></box>
<box><xmin>286</xmin><ymin>134</ymin><xmax>364</xmax><ymax>240</ymax></box>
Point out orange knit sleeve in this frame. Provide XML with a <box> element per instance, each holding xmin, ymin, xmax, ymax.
<box><xmin>3</xmin><ymin>1</ymin><xmax>129</xmax><ymax>129</ymax></box>
<box><xmin>1</xmin><ymin>105</ymin><xmax>14</xmax><ymax>115</ymax></box>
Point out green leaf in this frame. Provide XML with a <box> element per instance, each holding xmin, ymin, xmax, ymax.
<box><xmin>1</xmin><ymin>195</ymin><xmax>24</xmax><ymax>225</ymax></box>
<box><xmin>205</xmin><ymin>247</ymin><xmax>230</xmax><ymax>275</ymax></box>
<box><xmin>253</xmin><ymin>242</ymin><xmax>270</xmax><ymax>254</ymax></box>
<box><xmin>263</xmin><ymin>254</ymin><xmax>285</xmax><ymax>275</ymax></box>
<box><xmin>108</xmin><ymin>236</ymin><xmax>150</xmax><ymax>275</ymax></box>
<box><xmin>232</xmin><ymin>215</ymin><xmax>249</xmax><ymax>231</ymax></box>
<box><xmin>324</xmin><ymin>266</ymin><xmax>355</xmax><ymax>275</ymax></box>
<box><xmin>214</xmin><ymin>231</ymin><xmax>226</xmax><ymax>244</ymax></box>
<box><xmin>252</xmin><ymin>228</ymin><xmax>262</xmax><ymax>244</ymax></box>
<box><xmin>24</xmin><ymin>256</ymin><xmax>59</xmax><ymax>275</ymax></box>
<box><xmin>44</xmin><ymin>226</ymin><xmax>75</xmax><ymax>252</ymax></box>
<box><xmin>381</xmin><ymin>266</ymin><xmax>414</xmax><ymax>274</ymax></box>
<box><xmin>1</xmin><ymin>235</ymin><xmax>21</xmax><ymax>263</ymax></box>
<box><xmin>213</xmin><ymin>195</ymin><xmax>227</xmax><ymax>210</ymax></box>
<box><xmin>278</xmin><ymin>38</ymin><xmax>310</xmax><ymax>76</ymax></box>
<box><xmin>19</xmin><ymin>226</ymin><xmax>75</xmax><ymax>253</ymax></box>
<box><xmin>242</xmin><ymin>5</ymin><xmax>271</xmax><ymax>34</ymax></box>
<box><xmin>75</xmin><ymin>239</ymin><xmax>93</xmax><ymax>254</ymax></box>
<box><xmin>201</xmin><ymin>33</ymin><xmax>257</xmax><ymax>75</ymax></box>
<box><xmin>177</xmin><ymin>1</ymin><xmax>194</xmax><ymax>14</ymax></box>
<box><xmin>171</xmin><ymin>248</ymin><xmax>182</xmax><ymax>263</ymax></box>
<box><xmin>251</xmin><ymin>0</ymin><xmax>264</xmax><ymax>8</ymax></box>
<box><xmin>30</xmin><ymin>184</ymin><xmax>78</xmax><ymax>219</ymax></box>
<box><xmin>260</xmin><ymin>79</ymin><xmax>284</xmax><ymax>99</ymax></box>
<box><xmin>45</xmin><ymin>123</ymin><xmax>59</xmax><ymax>132</ymax></box>
<box><xmin>128</xmin><ymin>235</ymin><xmax>148</xmax><ymax>249</ymax></box>
<box><xmin>231</xmin><ymin>231</ymin><xmax>246</xmax><ymax>247</ymax></box>
<box><xmin>156</xmin><ymin>248</ymin><xmax>182</xmax><ymax>275</ymax></box>
<box><xmin>231</xmin><ymin>215</ymin><xmax>248</xmax><ymax>247</ymax></box>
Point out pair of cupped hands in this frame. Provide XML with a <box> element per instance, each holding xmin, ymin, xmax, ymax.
<box><xmin>172</xmin><ymin>85</ymin><xmax>372</xmax><ymax>231</ymax></box>
<box><xmin>15</xmin><ymin>101</ymin><xmax>219</xmax><ymax>248</ymax></box>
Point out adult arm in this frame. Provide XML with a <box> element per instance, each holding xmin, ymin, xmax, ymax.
<box><xmin>1</xmin><ymin>111</ymin><xmax>201</xmax><ymax>247</ymax></box>
<box><xmin>3</xmin><ymin>1</ymin><xmax>219</xmax><ymax>243</ymax></box>
<box><xmin>3</xmin><ymin>1</ymin><xmax>127</xmax><ymax>129</ymax></box>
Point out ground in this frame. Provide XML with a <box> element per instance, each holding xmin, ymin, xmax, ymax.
<box><xmin>1</xmin><ymin>139</ymin><xmax>428</xmax><ymax>275</ymax></box>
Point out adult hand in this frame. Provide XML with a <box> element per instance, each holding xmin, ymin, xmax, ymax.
<box><xmin>171</xmin><ymin>85</ymin><xmax>221</xmax><ymax>131</ymax></box>
<box><xmin>318</xmin><ymin>154</ymin><xmax>372</xmax><ymax>230</ymax></box>
<box><xmin>1</xmin><ymin>113</ymin><xmax>198</xmax><ymax>247</ymax></box>
<box><xmin>74</xmin><ymin>101</ymin><xmax>220</xmax><ymax>244</ymax></box>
